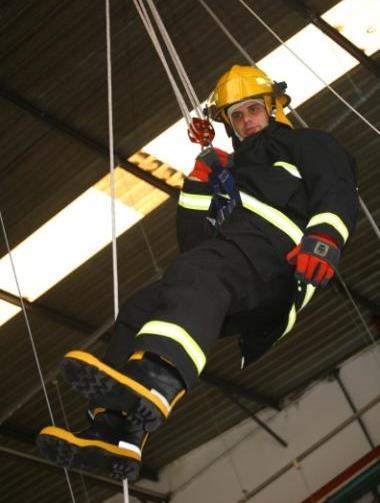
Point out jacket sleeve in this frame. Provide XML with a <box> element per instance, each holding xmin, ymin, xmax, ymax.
<box><xmin>296</xmin><ymin>129</ymin><xmax>359</xmax><ymax>248</ymax></box>
<box><xmin>176</xmin><ymin>178</ymin><xmax>215</xmax><ymax>252</ymax></box>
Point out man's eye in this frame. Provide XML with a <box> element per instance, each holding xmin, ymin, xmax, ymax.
<box><xmin>232</xmin><ymin>113</ymin><xmax>242</xmax><ymax>120</ymax></box>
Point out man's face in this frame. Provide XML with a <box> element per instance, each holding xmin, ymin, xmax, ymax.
<box><xmin>229</xmin><ymin>101</ymin><xmax>270</xmax><ymax>138</ymax></box>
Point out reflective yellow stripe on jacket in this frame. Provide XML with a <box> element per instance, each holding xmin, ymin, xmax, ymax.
<box><xmin>307</xmin><ymin>212</ymin><xmax>349</xmax><ymax>243</ymax></box>
<box><xmin>178</xmin><ymin>192</ymin><xmax>212</xmax><ymax>211</ymax></box>
<box><xmin>281</xmin><ymin>304</ymin><xmax>297</xmax><ymax>339</ymax></box>
<box><xmin>240</xmin><ymin>191</ymin><xmax>303</xmax><ymax>244</ymax></box>
<box><xmin>179</xmin><ymin>190</ymin><xmax>303</xmax><ymax>245</ymax></box>
<box><xmin>273</xmin><ymin>161</ymin><xmax>302</xmax><ymax>179</ymax></box>
<box><xmin>278</xmin><ymin>283</ymin><xmax>316</xmax><ymax>341</ymax></box>
<box><xmin>137</xmin><ymin>321</ymin><xmax>206</xmax><ymax>374</ymax></box>
<box><xmin>300</xmin><ymin>284</ymin><xmax>316</xmax><ymax>311</ymax></box>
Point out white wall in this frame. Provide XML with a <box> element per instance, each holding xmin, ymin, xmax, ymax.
<box><xmin>108</xmin><ymin>345</ymin><xmax>380</xmax><ymax>503</ymax></box>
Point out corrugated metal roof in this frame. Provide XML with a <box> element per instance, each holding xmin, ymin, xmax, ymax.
<box><xmin>0</xmin><ymin>0</ymin><xmax>379</xmax><ymax>501</ymax></box>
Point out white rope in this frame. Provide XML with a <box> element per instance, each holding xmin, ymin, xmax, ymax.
<box><xmin>110</xmin><ymin>3</ymin><xmax>163</xmax><ymax>278</ymax></box>
<box><xmin>236</xmin><ymin>0</ymin><xmax>380</xmax><ymax>136</ymax></box>
<box><xmin>105</xmin><ymin>2</ymin><xmax>129</xmax><ymax>501</ymax></box>
<box><xmin>133</xmin><ymin>0</ymin><xmax>191</xmax><ymax>125</ymax></box>
<box><xmin>143</xmin><ymin>0</ymin><xmax>204</xmax><ymax>118</ymax></box>
<box><xmin>54</xmin><ymin>380</ymin><xmax>91</xmax><ymax>503</ymax></box>
<box><xmin>106</xmin><ymin>0</ymin><xmax>119</xmax><ymax>320</ymax></box>
<box><xmin>359</xmin><ymin>196</ymin><xmax>380</xmax><ymax>240</ymax></box>
<box><xmin>0</xmin><ymin>211</ymin><xmax>77</xmax><ymax>503</ymax></box>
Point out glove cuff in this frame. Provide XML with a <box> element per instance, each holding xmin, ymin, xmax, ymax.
<box><xmin>308</xmin><ymin>232</ymin><xmax>339</xmax><ymax>248</ymax></box>
<box><xmin>302</xmin><ymin>235</ymin><xmax>341</xmax><ymax>266</ymax></box>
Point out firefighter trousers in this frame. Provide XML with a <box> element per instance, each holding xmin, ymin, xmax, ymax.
<box><xmin>104</xmin><ymin>236</ymin><xmax>294</xmax><ymax>388</ymax></box>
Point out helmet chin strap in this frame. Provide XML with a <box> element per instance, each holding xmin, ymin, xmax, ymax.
<box><xmin>231</xmin><ymin>128</ymin><xmax>245</xmax><ymax>142</ymax></box>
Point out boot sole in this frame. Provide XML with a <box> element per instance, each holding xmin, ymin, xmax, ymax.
<box><xmin>61</xmin><ymin>351</ymin><xmax>169</xmax><ymax>432</ymax></box>
<box><xmin>37</xmin><ymin>426</ymin><xmax>141</xmax><ymax>481</ymax></box>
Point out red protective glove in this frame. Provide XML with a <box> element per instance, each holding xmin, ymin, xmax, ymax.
<box><xmin>286</xmin><ymin>233</ymin><xmax>340</xmax><ymax>287</ymax></box>
<box><xmin>188</xmin><ymin>147</ymin><xmax>232</xmax><ymax>182</ymax></box>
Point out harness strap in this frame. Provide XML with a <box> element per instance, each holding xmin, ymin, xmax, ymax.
<box><xmin>209</xmin><ymin>165</ymin><xmax>242</xmax><ymax>228</ymax></box>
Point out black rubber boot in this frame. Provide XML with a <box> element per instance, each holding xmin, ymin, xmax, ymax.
<box><xmin>37</xmin><ymin>409</ymin><xmax>148</xmax><ymax>481</ymax></box>
<box><xmin>61</xmin><ymin>350</ymin><xmax>186</xmax><ymax>432</ymax></box>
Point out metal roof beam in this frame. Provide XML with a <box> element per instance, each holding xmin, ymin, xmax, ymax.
<box><xmin>0</xmin><ymin>288</ymin><xmax>96</xmax><ymax>335</ymax></box>
<box><xmin>0</xmin><ymin>85</ymin><xmax>178</xmax><ymax>196</ymax></box>
<box><xmin>225</xmin><ymin>393</ymin><xmax>288</xmax><ymax>448</ymax></box>
<box><xmin>283</xmin><ymin>0</ymin><xmax>380</xmax><ymax>79</ymax></box>
<box><xmin>333</xmin><ymin>368</ymin><xmax>375</xmax><ymax>449</ymax></box>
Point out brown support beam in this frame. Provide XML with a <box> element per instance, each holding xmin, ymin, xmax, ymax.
<box><xmin>226</xmin><ymin>393</ymin><xmax>288</xmax><ymax>447</ymax></box>
<box><xmin>0</xmin><ymin>288</ymin><xmax>95</xmax><ymax>335</ymax></box>
<box><xmin>0</xmin><ymin>85</ymin><xmax>178</xmax><ymax>196</ymax></box>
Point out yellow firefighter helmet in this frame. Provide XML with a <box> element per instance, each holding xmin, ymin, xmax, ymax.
<box><xmin>209</xmin><ymin>65</ymin><xmax>292</xmax><ymax>128</ymax></box>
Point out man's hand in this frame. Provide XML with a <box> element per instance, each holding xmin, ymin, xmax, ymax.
<box><xmin>188</xmin><ymin>147</ymin><xmax>232</xmax><ymax>182</ymax></box>
<box><xmin>286</xmin><ymin>233</ymin><xmax>340</xmax><ymax>287</ymax></box>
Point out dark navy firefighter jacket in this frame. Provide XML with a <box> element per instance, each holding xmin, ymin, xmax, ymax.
<box><xmin>176</xmin><ymin>119</ymin><xmax>359</xmax><ymax>366</ymax></box>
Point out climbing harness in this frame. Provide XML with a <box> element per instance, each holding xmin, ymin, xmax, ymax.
<box><xmin>193</xmin><ymin>147</ymin><xmax>242</xmax><ymax>228</ymax></box>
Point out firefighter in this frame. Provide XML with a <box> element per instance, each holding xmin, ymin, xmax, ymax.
<box><xmin>37</xmin><ymin>65</ymin><xmax>358</xmax><ymax>480</ymax></box>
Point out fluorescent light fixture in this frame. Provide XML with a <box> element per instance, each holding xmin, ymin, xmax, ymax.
<box><xmin>258</xmin><ymin>24</ymin><xmax>356</xmax><ymax>109</ymax></box>
<box><xmin>0</xmin><ymin>169</ymin><xmax>150</xmax><ymax>326</ymax></box>
<box><xmin>0</xmin><ymin>300</ymin><xmax>21</xmax><ymax>326</ymax></box>
<box><xmin>259</xmin><ymin>0</ymin><xmax>379</xmax><ymax>108</ymax></box>
<box><xmin>323</xmin><ymin>0</ymin><xmax>380</xmax><ymax>56</ymax></box>
<box><xmin>143</xmin><ymin>0</ymin><xmax>380</xmax><ymax>173</ymax></box>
